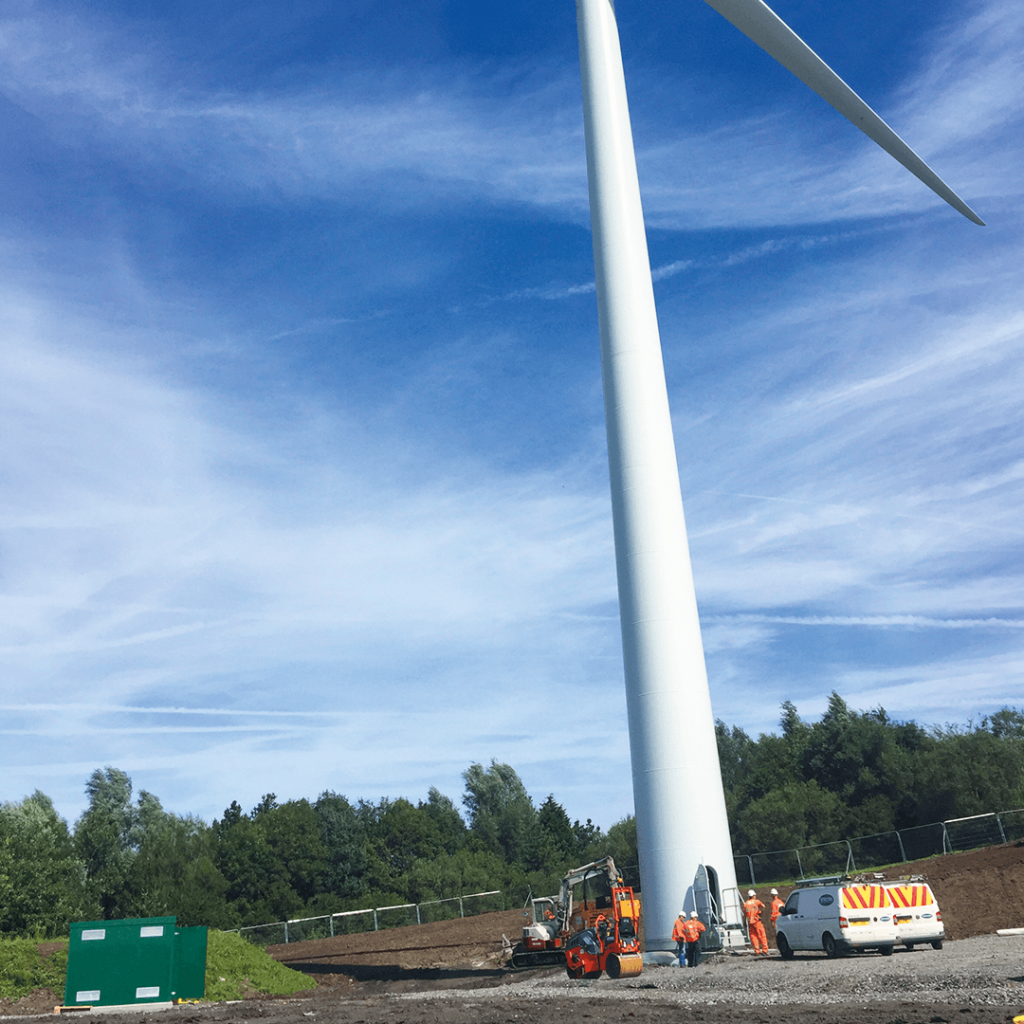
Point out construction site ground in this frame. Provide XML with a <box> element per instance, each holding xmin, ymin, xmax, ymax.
<box><xmin>4</xmin><ymin>843</ymin><xmax>1024</xmax><ymax>1023</ymax></box>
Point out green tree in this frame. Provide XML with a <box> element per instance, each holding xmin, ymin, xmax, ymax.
<box><xmin>983</xmin><ymin>707</ymin><xmax>1024</xmax><ymax>739</ymax></box>
<box><xmin>74</xmin><ymin>768</ymin><xmax>138</xmax><ymax>918</ymax></box>
<box><xmin>530</xmin><ymin>795</ymin><xmax>576</xmax><ymax>870</ymax></box>
<box><xmin>128</xmin><ymin>811</ymin><xmax>231</xmax><ymax>927</ymax></box>
<box><xmin>419</xmin><ymin>788</ymin><xmax>467</xmax><ymax>856</ymax></box>
<box><xmin>260</xmin><ymin>799</ymin><xmax>329</xmax><ymax>903</ymax></box>
<box><xmin>462</xmin><ymin>761</ymin><xmax>537</xmax><ymax>864</ymax></box>
<box><xmin>913</xmin><ymin>724</ymin><xmax>1024</xmax><ymax>823</ymax></box>
<box><xmin>402</xmin><ymin>847</ymin><xmax>508</xmax><ymax>904</ymax></box>
<box><xmin>780</xmin><ymin>700</ymin><xmax>806</xmax><ymax>739</ymax></box>
<box><xmin>715</xmin><ymin>719</ymin><xmax>756</xmax><ymax>795</ymax></box>
<box><xmin>214</xmin><ymin>804</ymin><xmax>304</xmax><ymax>925</ymax></box>
<box><xmin>0</xmin><ymin>791</ymin><xmax>93</xmax><ymax>935</ymax></box>
<box><xmin>736</xmin><ymin>780</ymin><xmax>844</xmax><ymax>857</ymax></box>
<box><xmin>314</xmin><ymin>791</ymin><xmax>368</xmax><ymax>901</ymax></box>
<box><xmin>800</xmin><ymin>693</ymin><xmax>900</xmax><ymax>814</ymax></box>
<box><xmin>356</xmin><ymin>797</ymin><xmax>444</xmax><ymax>892</ymax></box>
<box><xmin>572</xmin><ymin>817</ymin><xmax>602</xmax><ymax>860</ymax></box>
<box><xmin>602</xmin><ymin>815</ymin><xmax>638</xmax><ymax>883</ymax></box>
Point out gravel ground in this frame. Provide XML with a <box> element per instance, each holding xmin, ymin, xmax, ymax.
<box><xmin>495</xmin><ymin>933</ymin><xmax>1024</xmax><ymax>1007</ymax></box>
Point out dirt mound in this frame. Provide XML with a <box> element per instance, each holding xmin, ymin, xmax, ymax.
<box><xmin>905</xmin><ymin>841</ymin><xmax>1024</xmax><ymax>938</ymax></box>
<box><xmin>268</xmin><ymin>842</ymin><xmax>1024</xmax><ymax>992</ymax></box>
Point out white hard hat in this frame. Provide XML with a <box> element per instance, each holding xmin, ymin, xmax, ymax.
<box><xmin>690</xmin><ymin>911</ymin><xmax>699</xmax><ymax>918</ymax></box>
<box><xmin>770</xmin><ymin>888</ymin><xmax>778</xmax><ymax>894</ymax></box>
<box><xmin>748</xmin><ymin>889</ymin><xmax>755</xmax><ymax>897</ymax></box>
<box><xmin>680</xmin><ymin>909</ymin><xmax>687</xmax><ymax>916</ymax></box>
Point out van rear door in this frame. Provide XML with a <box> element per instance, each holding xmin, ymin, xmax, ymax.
<box><xmin>840</xmin><ymin>885</ymin><xmax>894</xmax><ymax>946</ymax></box>
<box><xmin>887</xmin><ymin>882</ymin><xmax>942</xmax><ymax>944</ymax></box>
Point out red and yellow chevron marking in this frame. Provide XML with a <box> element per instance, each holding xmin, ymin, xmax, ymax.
<box><xmin>842</xmin><ymin>886</ymin><xmax>891</xmax><ymax>910</ymax></box>
<box><xmin>887</xmin><ymin>884</ymin><xmax>934</xmax><ymax>909</ymax></box>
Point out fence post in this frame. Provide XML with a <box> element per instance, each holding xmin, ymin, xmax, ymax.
<box><xmin>747</xmin><ymin>855</ymin><xmax>756</xmax><ymax>887</ymax></box>
<box><xmin>284</xmin><ymin>922</ymin><xmax>289</xmax><ymax>944</ymax></box>
<box><xmin>942</xmin><ymin>823</ymin><xmax>952</xmax><ymax>855</ymax></box>
<box><xmin>845</xmin><ymin>841</ymin><xmax>855</xmax><ymax>874</ymax></box>
<box><xmin>459</xmin><ymin>897</ymin><xmax>464</xmax><ymax>918</ymax></box>
<box><xmin>894</xmin><ymin>830</ymin><xmax>907</xmax><ymax>862</ymax></box>
<box><xmin>795</xmin><ymin>848</ymin><xmax>804</xmax><ymax>879</ymax></box>
<box><xmin>997</xmin><ymin>813</ymin><xmax>1008</xmax><ymax>844</ymax></box>
<box><xmin>373</xmin><ymin>909</ymin><xmax>378</xmax><ymax>931</ymax></box>
<box><xmin>416</xmin><ymin>904</ymin><xmax>421</xmax><ymax>926</ymax></box>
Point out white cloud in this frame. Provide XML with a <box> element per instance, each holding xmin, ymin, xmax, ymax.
<box><xmin>0</xmin><ymin>292</ymin><xmax>630</xmax><ymax>822</ymax></box>
<box><xmin>3</xmin><ymin>0</ymin><xmax>1019</xmax><ymax>230</ymax></box>
<box><xmin>0</xmin><ymin>12</ymin><xmax>589</xmax><ymax>215</ymax></box>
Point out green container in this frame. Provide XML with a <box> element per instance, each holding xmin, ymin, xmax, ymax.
<box><xmin>64</xmin><ymin>917</ymin><xmax>208</xmax><ymax>1007</ymax></box>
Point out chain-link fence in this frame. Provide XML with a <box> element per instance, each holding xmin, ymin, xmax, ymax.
<box><xmin>734</xmin><ymin>807</ymin><xmax>1024</xmax><ymax>886</ymax></box>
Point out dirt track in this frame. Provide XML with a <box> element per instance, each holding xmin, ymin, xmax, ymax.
<box><xmin>5</xmin><ymin>844</ymin><xmax>1024</xmax><ymax>1023</ymax></box>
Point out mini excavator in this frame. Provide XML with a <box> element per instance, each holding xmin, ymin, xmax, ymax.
<box><xmin>510</xmin><ymin>856</ymin><xmax>643</xmax><ymax>979</ymax></box>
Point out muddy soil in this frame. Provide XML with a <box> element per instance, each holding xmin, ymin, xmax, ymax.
<box><xmin>5</xmin><ymin>844</ymin><xmax>1024</xmax><ymax>1023</ymax></box>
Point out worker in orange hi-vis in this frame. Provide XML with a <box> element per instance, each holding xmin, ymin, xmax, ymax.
<box><xmin>671</xmin><ymin>909</ymin><xmax>689</xmax><ymax>966</ymax></box>
<box><xmin>680</xmin><ymin>911</ymin><xmax>707</xmax><ymax>968</ymax></box>
<box><xmin>770</xmin><ymin>888</ymin><xmax>785</xmax><ymax>927</ymax></box>
<box><xmin>743</xmin><ymin>889</ymin><xmax>769</xmax><ymax>955</ymax></box>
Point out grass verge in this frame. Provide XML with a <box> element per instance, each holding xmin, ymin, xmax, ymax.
<box><xmin>0</xmin><ymin>938</ymin><xmax>68</xmax><ymax>1000</ymax></box>
<box><xmin>204</xmin><ymin>930</ymin><xmax>314</xmax><ymax>1001</ymax></box>
<box><xmin>1</xmin><ymin>930</ymin><xmax>312</xmax><ymax>1004</ymax></box>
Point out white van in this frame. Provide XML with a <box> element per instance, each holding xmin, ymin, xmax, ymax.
<box><xmin>775</xmin><ymin>878</ymin><xmax>896</xmax><ymax>959</ymax></box>
<box><xmin>883</xmin><ymin>878</ymin><xmax>944</xmax><ymax>950</ymax></box>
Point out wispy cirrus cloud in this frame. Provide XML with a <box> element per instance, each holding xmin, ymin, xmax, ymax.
<box><xmin>0</xmin><ymin>293</ymin><xmax>624</xmax><ymax>819</ymax></box>
<box><xmin>0</xmin><ymin>12</ymin><xmax>589</xmax><ymax>214</ymax></box>
<box><xmin>2</xmin><ymin>1</ymin><xmax>1019</xmax><ymax>230</ymax></box>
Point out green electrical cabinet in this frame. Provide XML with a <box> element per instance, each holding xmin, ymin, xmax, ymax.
<box><xmin>64</xmin><ymin>917</ymin><xmax>208</xmax><ymax>1008</ymax></box>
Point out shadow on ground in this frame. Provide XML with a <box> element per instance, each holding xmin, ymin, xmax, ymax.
<box><xmin>286</xmin><ymin>962</ymin><xmax>507</xmax><ymax>983</ymax></box>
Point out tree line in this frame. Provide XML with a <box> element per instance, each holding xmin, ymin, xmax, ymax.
<box><xmin>2</xmin><ymin>697</ymin><xmax>1021</xmax><ymax>938</ymax></box>
<box><xmin>719</xmin><ymin>695</ymin><xmax>1024</xmax><ymax>858</ymax></box>
<box><xmin>0</xmin><ymin>760</ymin><xmax>633</xmax><ymax>937</ymax></box>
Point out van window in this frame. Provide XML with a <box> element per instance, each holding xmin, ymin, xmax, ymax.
<box><xmin>784</xmin><ymin>892</ymin><xmax>799</xmax><ymax>914</ymax></box>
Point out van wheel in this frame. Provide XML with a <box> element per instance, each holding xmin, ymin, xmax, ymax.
<box><xmin>931</xmin><ymin>940</ymin><xmax>943</xmax><ymax>950</ymax></box>
<box><xmin>823</xmin><ymin>934</ymin><xmax>839</xmax><ymax>959</ymax></box>
<box><xmin>776</xmin><ymin>934</ymin><xmax>794</xmax><ymax>961</ymax></box>
<box><xmin>879</xmin><ymin>945</ymin><xmax>894</xmax><ymax>957</ymax></box>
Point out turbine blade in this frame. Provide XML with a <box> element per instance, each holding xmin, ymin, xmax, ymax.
<box><xmin>703</xmin><ymin>0</ymin><xmax>985</xmax><ymax>225</ymax></box>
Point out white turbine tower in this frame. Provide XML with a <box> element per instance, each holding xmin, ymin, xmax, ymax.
<box><xmin>575</xmin><ymin>0</ymin><xmax>982</xmax><ymax>957</ymax></box>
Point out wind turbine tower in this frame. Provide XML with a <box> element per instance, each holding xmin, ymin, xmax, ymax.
<box><xmin>574</xmin><ymin>0</ymin><xmax>982</xmax><ymax>956</ymax></box>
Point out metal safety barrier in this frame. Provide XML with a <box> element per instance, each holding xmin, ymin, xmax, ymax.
<box><xmin>232</xmin><ymin>889</ymin><xmax>504</xmax><ymax>945</ymax></box>
<box><xmin>734</xmin><ymin>807</ymin><xmax>1024</xmax><ymax>885</ymax></box>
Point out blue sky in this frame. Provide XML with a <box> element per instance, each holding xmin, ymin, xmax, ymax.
<box><xmin>2</xmin><ymin>0</ymin><xmax>1022</xmax><ymax>832</ymax></box>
